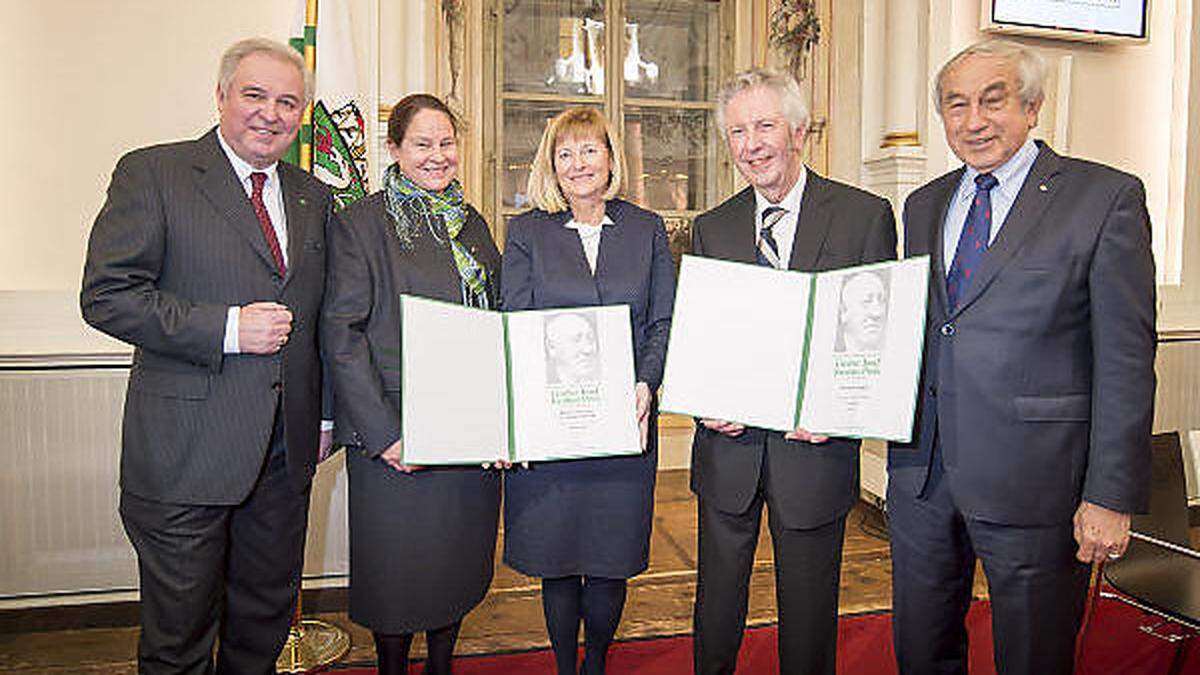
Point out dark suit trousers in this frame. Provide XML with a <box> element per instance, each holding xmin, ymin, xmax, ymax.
<box><xmin>120</xmin><ymin>419</ymin><xmax>311</xmax><ymax>675</ymax></box>
<box><xmin>693</xmin><ymin>465</ymin><xmax>846</xmax><ymax>675</ymax></box>
<box><xmin>887</xmin><ymin>450</ymin><xmax>1089</xmax><ymax>675</ymax></box>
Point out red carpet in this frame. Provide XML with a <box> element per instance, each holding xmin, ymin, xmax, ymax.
<box><xmin>332</xmin><ymin>598</ymin><xmax>1199</xmax><ymax>674</ymax></box>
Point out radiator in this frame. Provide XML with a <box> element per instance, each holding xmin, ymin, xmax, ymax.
<box><xmin>0</xmin><ymin>366</ymin><xmax>350</xmax><ymax>607</ymax></box>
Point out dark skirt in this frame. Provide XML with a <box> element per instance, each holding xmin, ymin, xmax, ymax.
<box><xmin>502</xmin><ymin>414</ymin><xmax>658</xmax><ymax>579</ymax></box>
<box><xmin>346</xmin><ymin>449</ymin><xmax>501</xmax><ymax>633</ymax></box>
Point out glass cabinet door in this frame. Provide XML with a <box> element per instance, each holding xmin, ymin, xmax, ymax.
<box><xmin>490</xmin><ymin>0</ymin><xmax>731</xmax><ymax>255</ymax></box>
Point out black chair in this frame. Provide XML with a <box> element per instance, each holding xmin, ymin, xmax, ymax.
<box><xmin>1083</xmin><ymin>432</ymin><xmax>1200</xmax><ymax>674</ymax></box>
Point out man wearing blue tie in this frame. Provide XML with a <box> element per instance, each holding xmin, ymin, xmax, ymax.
<box><xmin>888</xmin><ymin>40</ymin><xmax>1156</xmax><ymax>675</ymax></box>
<box><xmin>688</xmin><ymin>68</ymin><xmax>897</xmax><ymax>675</ymax></box>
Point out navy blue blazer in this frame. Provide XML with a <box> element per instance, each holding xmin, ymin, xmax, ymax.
<box><xmin>500</xmin><ymin>198</ymin><xmax>676</xmax><ymax>389</ymax></box>
<box><xmin>890</xmin><ymin>142</ymin><xmax>1156</xmax><ymax>525</ymax></box>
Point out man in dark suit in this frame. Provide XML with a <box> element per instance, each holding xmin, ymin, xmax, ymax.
<box><xmin>888</xmin><ymin>39</ymin><xmax>1155</xmax><ymax>675</ymax></box>
<box><xmin>81</xmin><ymin>38</ymin><xmax>334</xmax><ymax>675</ymax></box>
<box><xmin>689</xmin><ymin>68</ymin><xmax>897</xmax><ymax>675</ymax></box>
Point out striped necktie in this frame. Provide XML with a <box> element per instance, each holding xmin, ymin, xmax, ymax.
<box><xmin>946</xmin><ymin>173</ymin><xmax>998</xmax><ymax>310</ymax></box>
<box><xmin>756</xmin><ymin>206</ymin><xmax>787</xmax><ymax>269</ymax></box>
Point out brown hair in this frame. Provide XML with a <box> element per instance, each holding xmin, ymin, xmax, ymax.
<box><xmin>387</xmin><ymin>94</ymin><xmax>461</xmax><ymax>146</ymax></box>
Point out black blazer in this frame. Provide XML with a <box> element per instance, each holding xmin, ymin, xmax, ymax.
<box><xmin>889</xmin><ymin>142</ymin><xmax>1156</xmax><ymax>524</ymax></box>
<box><xmin>321</xmin><ymin>191</ymin><xmax>502</xmax><ymax>456</ymax></box>
<box><xmin>81</xmin><ymin>128</ymin><xmax>334</xmax><ymax>504</ymax></box>
<box><xmin>689</xmin><ymin>171</ymin><xmax>898</xmax><ymax>528</ymax></box>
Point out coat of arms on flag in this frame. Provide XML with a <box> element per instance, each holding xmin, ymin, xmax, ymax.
<box><xmin>287</xmin><ymin>0</ymin><xmax>369</xmax><ymax>209</ymax></box>
<box><xmin>310</xmin><ymin>99</ymin><xmax>368</xmax><ymax>208</ymax></box>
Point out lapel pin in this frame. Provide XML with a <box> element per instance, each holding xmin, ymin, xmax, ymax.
<box><xmin>298</xmin><ymin>197</ymin><xmax>307</xmax><ymax>206</ymax></box>
<box><xmin>1038</xmin><ymin>183</ymin><xmax>1048</xmax><ymax>192</ymax></box>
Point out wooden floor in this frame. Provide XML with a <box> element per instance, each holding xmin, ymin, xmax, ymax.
<box><xmin>0</xmin><ymin>470</ymin><xmax>966</xmax><ymax>674</ymax></box>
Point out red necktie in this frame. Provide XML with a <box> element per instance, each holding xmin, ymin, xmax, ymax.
<box><xmin>249</xmin><ymin>172</ymin><xmax>286</xmax><ymax>276</ymax></box>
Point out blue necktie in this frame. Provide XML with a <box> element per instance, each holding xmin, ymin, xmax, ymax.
<box><xmin>946</xmin><ymin>173</ymin><xmax>998</xmax><ymax>310</ymax></box>
<box><xmin>756</xmin><ymin>206</ymin><xmax>786</xmax><ymax>268</ymax></box>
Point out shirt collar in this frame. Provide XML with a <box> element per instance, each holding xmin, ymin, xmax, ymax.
<box><xmin>956</xmin><ymin>138</ymin><xmax>1038</xmax><ymax>203</ymax></box>
<box><xmin>562</xmin><ymin>214</ymin><xmax>615</xmax><ymax>230</ymax></box>
<box><xmin>753</xmin><ymin>165</ymin><xmax>808</xmax><ymax>220</ymax></box>
<box><xmin>217</xmin><ymin>127</ymin><xmax>281</xmax><ymax>189</ymax></box>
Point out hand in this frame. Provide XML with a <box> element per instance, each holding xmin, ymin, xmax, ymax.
<box><xmin>636</xmin><ymin>382</ymin><xmax>652</xmax><ymax>451</ymax></box>
<box><xmin>700</xmin><ymin>419</ymin><xmax>745</xmax><ymax>437</ymax></box>
<box><xmin>784</xmin><ymin>427</ymin><xmax>830</xmax><ymax>443</ymax></box>
<box><xmin>317</xmin><ymin>429</ymin><xmax>335</xmax><ymax>462</ymax></box>
<box><xmin>239</xmin><ymin>302</ymin><xmax>293</xmax><ymax>354</ymax></box>
<box><xmin>1073</xmin><ymin>500</ymin><xmax>1132</xmax><ymax>564</ymax></box>
<box><xmin>483</xmin><ymin>459</ymin><xmax>514</xmax><ymax>470</ymax></box>
<box><xmin>379</xmin><ymin>439</ymin><xmax>423</xmax><ymax>474</ymax></box>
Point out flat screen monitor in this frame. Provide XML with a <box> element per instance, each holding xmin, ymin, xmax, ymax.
<box><xmin>985</xmin><ymin>0</ymin><xmax>1149</xmax><ymax>42</ymax></box>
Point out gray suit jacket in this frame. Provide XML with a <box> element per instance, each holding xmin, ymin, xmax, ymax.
<box><xmin>81</xmin><ymin>128</ymin><xmax>334</xmax><ymax>505</ymax></box>
<box><xmin>889</xmin><ymin>142</ymin><xmax>1156</xmax><ymax>524</ymax></box>
<box><xmin>689</xmin><ymin>172</ymin><xmax>898</xmax><ymax>528</ymax></box>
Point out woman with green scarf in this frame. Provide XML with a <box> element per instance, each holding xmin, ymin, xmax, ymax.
<box><xmin>322</xmin><ymin>94</ymin><xmax>501</xmax><ymax>675</ymax></box>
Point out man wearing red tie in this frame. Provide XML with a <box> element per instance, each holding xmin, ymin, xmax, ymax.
<box><xmin>81</xmin><ymin>38</ymin><xmax>334</xmax><ymax>674</ymax></box>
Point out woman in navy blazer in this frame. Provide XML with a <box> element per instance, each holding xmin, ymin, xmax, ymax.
<box><xmin>501</xmin><ymin>107</ymin><xmax>675</xmax><ymax>675</ymax></box>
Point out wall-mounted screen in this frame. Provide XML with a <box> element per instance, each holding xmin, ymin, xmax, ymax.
<box><xmin>985</xmin><ymin>0</ymin><xmax>1149</xmax><ymax>42</ymax></box>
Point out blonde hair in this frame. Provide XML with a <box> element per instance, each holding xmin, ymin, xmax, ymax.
<box><xmin>526</xmin><ymin>107</ymin><xmax>626</xmax><ymax>213</ymax></box>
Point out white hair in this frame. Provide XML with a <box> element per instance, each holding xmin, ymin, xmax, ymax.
<box><xmin>934</xmin><ymin>39</ymin><xmax>1046</xmax><ymax>114</ymax></box>
<box><xmin>716</xmin><ymin>67</ymin><xmax>811</xmax><ymax>134</ymax></box>
<box><xmin>218</xmin><ymin>37</ymin><xmax>314</xmax><ymax>104</ymax></box>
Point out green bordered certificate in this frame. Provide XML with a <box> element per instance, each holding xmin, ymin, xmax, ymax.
<box><xmin>398</xmin><ymin>296</ymin><xmax>641</xmax><ymax>464</ymax></box>
<box><xmin>659</xmin><ymin>255</ymin><xmax>930</xmax><ymax>442</ymax></box>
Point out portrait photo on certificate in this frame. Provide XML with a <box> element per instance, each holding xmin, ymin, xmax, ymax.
<box><xmin>660</xmin><ymin>256</ymin><xmax>929</xmax><ymax>441</ymax></box>
<box><xmin>398</xmin><ymin>296</ymin><xmax>640</xmax><ymax>464</ymax></box>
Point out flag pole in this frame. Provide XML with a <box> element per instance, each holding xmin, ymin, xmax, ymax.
<box><xmin>299</xmin><ymin>0</ymin><xmax>317</xmax><ymax>172</ymax></box>
<box><xmin>276</xmin><ymin>0</ymin><xmax>350</xmax><ymax>671</ymax></box>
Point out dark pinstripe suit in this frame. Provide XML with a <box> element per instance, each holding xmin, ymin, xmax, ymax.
<box><xmin>81</xmin><ymin>128</ymin><xmax>334</xmax><ymax>674</ymax></box>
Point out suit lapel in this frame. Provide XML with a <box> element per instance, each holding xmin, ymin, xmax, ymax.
<box><xmin>788</xmin><ymin>171</ymin><xmax>834</xmax><ymax>271</ymax></box>
<box><xmin>192</xmin><ymin>129</ymin><xmax>283</xmax><ymax>276</ymax></box>
<box><xmin>593</xmin><ymin>200</ymin><xmax>624</xmax><ymax>285</ymax></box>
<box><xmin>548</xmin><ymin>209</ymin><xmax>602</xmax><ymax>303</ymax></box>
<box><xmin>724</xmin><ymin>188</ymin><xmax>759</xmax><ymax>265</ymax></box>
<box><xmin>278</xmin><ymin>163</ymin><xmax>314</xmax><ymax>288</ymax></box>
<box><xmin>926</xmin><ymin>170</ymin><xmax>963</xmax><ymax>318</ymax></box>
<box><xmin>951</xmin><ymin>144</ymin><xmax>1062</xmax><ymax>316</ymax></box>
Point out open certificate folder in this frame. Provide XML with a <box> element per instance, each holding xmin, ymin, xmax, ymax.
<box><xmin>659</xmin><ymin>255</ymin><xmax>930</xmax><ymax>442</ymax></box>
<box><xmin>398</xmin><ymin>296</ymin><xmax>641</xmax><ymax>465</ymax></box>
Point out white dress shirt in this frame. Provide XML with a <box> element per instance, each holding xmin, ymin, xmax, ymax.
<box><xmin>942</xmin><ymin>138</ymin><xmax>1039</xmax><ymax>274</ymax></box>
<box><xmin>752</xmin><ymin>166</ymin><xmax>808</xmax><ymax>269</ymax></box>
<box><xmin>563</xmin><ymin>214</ymin><xmax>615</xmax><ymax>274</ymax></box>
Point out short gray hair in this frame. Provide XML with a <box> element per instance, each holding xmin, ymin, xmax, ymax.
<box><xmin>934</xmin><ymin>39</ymin><xmax>1045</xmax><ymax>114</ymax></box>
<box><xmin>716</xmin><ymin>68</ymin><xmax>811</xmax><ymax>135</ymax></box>
<box><xmin>218</xmin><ymin>37</ymin><xmax>314</xmax><ymax>104</ymax></box>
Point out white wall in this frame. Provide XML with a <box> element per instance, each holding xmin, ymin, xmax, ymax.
<box><xmin>0</xmin><ymin>1</ymin><xmax>293</xmax><ymax>293</ymax></box>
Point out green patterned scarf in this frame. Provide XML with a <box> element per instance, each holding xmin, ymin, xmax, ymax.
<box><xmin>383</xmin><ymin>163</ymin><xmax>490</xmax><ymax>307</ymax></box>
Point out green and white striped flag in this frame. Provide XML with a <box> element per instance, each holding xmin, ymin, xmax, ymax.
<box><xmin>286</xmin><ymin>0</ymin><xmax>369</xmax><ymax>208</ymax></box>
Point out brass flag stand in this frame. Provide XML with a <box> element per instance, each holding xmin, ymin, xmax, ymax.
<box><xmin>276</xmin><ymin>600</ymin><xmax>350</xmax><ymax>673</ymax></box>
